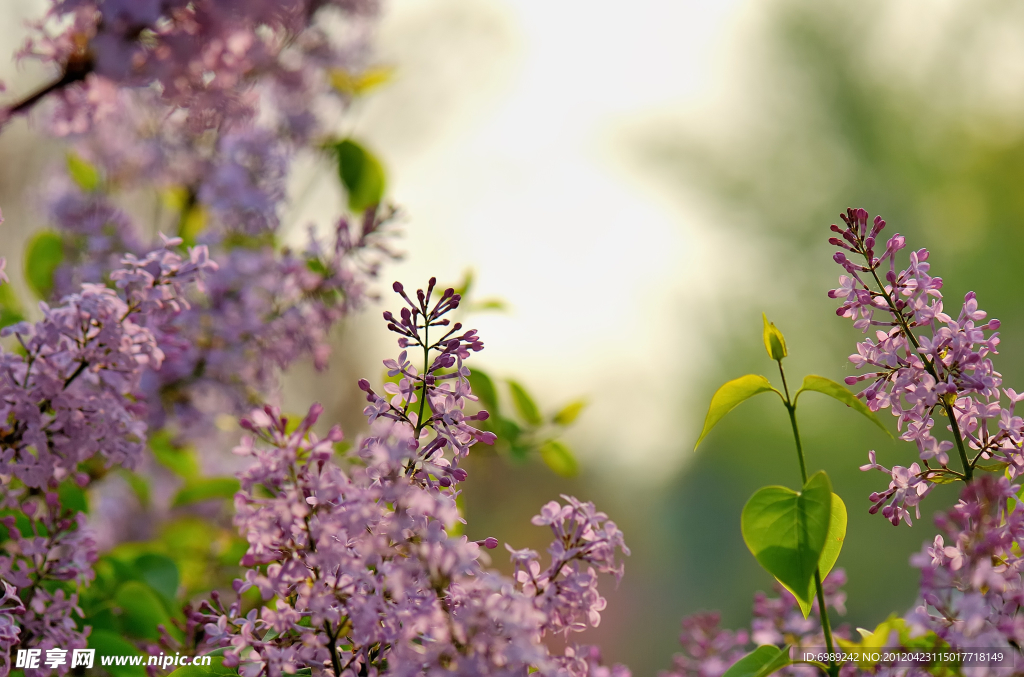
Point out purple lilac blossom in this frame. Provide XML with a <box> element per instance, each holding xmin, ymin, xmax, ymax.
<box><xmin>9</xmin><ymin>0</ymin><xmax>379</xmax><ymax>136</ymax></box>
<box><xmin>0</xmin><ymin>237</ymin><xmax>216</xmax><ymax>488</ymax></box>
<box><xmin>828</xmin><ymin>208</ymin><xmax>1015</xmax><ymax>525</ymax></box>
<box><xmin>0</xmin><ymin>234</ymin><xmax>212</xmax><ymax>675</ymax></box>
<box><xmin>906</xmin><ymin>475</ymin><xmax>1024</xmax><ymax>670</ymax></box>
<box><xmin>193</xmin><ymin>282</ymin><xmax>630</xmax><ymax>677</ymax></box>
<box><xmin>661</xmin><ymin>572</ymin><xmax>849</xmax><ymax>677</ymax></box>
<box><xmin>4</xmin><ymin>0</ymin><xmax>397</xmax><ymax>447</ymax></box>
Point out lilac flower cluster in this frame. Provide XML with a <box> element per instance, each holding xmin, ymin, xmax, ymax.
<box><xmin>0</xmin><ymin>492</ymin><xmax>96</xmax><ymax>677</ymax></box>
<box><xmin>828</xmin><ymin>208</ymin><xmax>1015</xmax><ymax>524</ymax></box>
<box><xmin>0</xmin><ymin>229</ymin><xmax>212</xmax><ymax>674</ymax></box>
<box><xmin>2</xmin><ymin>0</ymin><xmax>397</xmax><ymax>446</ymax></box>
<box><xmin>10</xmin><ymin>0</ymin><xmax>378</xmax><ymax>135</ymax></box>
<box><xmin>357</xmin><ymin>278</ymin><xmax>494</xmax><ymax>483</ymax></box>
<box><xmin>0</xmin><ymin>236</ymin><xmax>216</xmax><ymax>488</ymax></box>
<box><xmin>660</xmin><ymin>573</ymin><xmax>848</xmax><ymax>677</ymax></box>
<box><xmin>906</xmin><ymin>475</ymin><xmax>1024</xmax><ymax>661</ymax></box>
<box><xmin>193</xmin><ymin>282</ymin><xmax>630</xmax><ymax>677</ymax></box>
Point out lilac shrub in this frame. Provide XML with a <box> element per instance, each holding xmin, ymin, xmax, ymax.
<box><xmin>0</xmin><ymin>226</ymin><xmax>214</xmax><ymax>673</ymax></box>
<box><xmin>192</xmin><ymin>281</ymin><xmax>630</xmax><ymax>677</ymax></box>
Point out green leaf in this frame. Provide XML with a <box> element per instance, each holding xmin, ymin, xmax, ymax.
<box><xmin>507</xmin><ymin>379</ymin><xmax>543</xmax><ymax>426</ymax></box>
<box><xmin>115</xmin><ymin>581</ymin><xmax>171</xmax><ymax>640</ymax></box>
<box><xmin>66</xmin><ymin>152</ymin><xmax>101</xmax><ymax>192</ymax></box>
<box><xmin>333</xmin><ymin>139</ymin><xmax>386</xmax><ymax>212</ymax></box>
<box><xmin>741</xmin><ymin>472</ymin><xmax>832</xmax><ymax>606</ymax></box>
<box><xmin>452</xmin><ymin>268</ymin><xmax>474</xmax><ymax>297</ymax></box>
<box><xmin>539</xmin><ymin>440</ymin><xmax>579</xmax><ymax>477</ymax></box>
<box><xmin>57</xmin><ymin>480</ymin><xmax>88</xmax><ymax>514</ymax></box>
<box><xmin>796</xmin><ymin>375</ymin><xmax>891</xmax><ymax>438</ymax></box>
<box><xmin>119</xmin><ymin>469</ymin><xmax>152</xmax><ymax>508</ymax></box>
<box><xmin>24</xmin><ymin>231</ymin><xmax>64</xmax><ymax>300</ymax></box>
<box><xmin>88</xmin><ymin>629</ymin><xmax>146</xmax><ymax>677</ymax></box>
<box><xmin>166</xmin><ymin>657</ymin><xmax>238</xmax><ymax>677</ymax></box>
<box><xmin>469</xmin><ymin>369</ymin><xmax>499</xmax><ymax>412</ymax></box>
<box><xmin>134</xmin><ymin>553</ymin><xmax>180</xmax><ymax>605</ymax></box>
<box><xmin>179</xmin><ymin>204</ymin><xmax>207</xmax><ymax>247</ymax></box>
<box><xmin>172</xmin><ymin>477</ymin><xmax>240</xmax><ymax>507</ymax></box>
<box><xmin>762</xmin><ymin>313</ymin><xmax>788</xmax><ymax>361</ymax></box>
<box><xmin>694</xmin><ymin>375</ymin><xmax>781</xmax><ymax>450</ymax></box>
<box><xmin>722</xmin><ymin>645</ymin><xmax>792</xmax><ymax>677</ymax></box>
<box><xmin>552</xmin><ymin>399</ymin><xmax>587</xmax><ymax>426</ymax></box>
<box><xmin>470</xmin><ymin>298</ymin><xmax>508</xmax><ymax>312</ymax></box>
<box><xmin>150</xmin><ymin>431</ymin><xmax>200</xmax><ymax>478</ymax></box>
<box><xmin>782</xmin><ymin>492</ymin><xmax>847</xmax><ymax>618</ymax></box>
<box><xmin>0</xmin><ymin>282</ymin><xmax>25</xmax><ymax>330</ymax></box>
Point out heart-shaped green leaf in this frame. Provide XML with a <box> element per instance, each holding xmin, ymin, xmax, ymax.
<box><xmin>741</xmin><ymin>472</ymin><xmax>832</xmax><ymax>606</ymax></box>
<box><xmin>695</xmin><ymin>375</ymin><xmax>781</xmax><ymax>450</ymax></box>
<box><xmin>779</xmin><ymin>492</ymin><xmax>847</xmax><ymax>617</ymax></box>
<box><xmin>722</xmin><ymin>645</ymin><xmax>792</xmax><ymax>677</ymax></box>
<box><xmin>796</xmin><ymin>375</ymin><xmax>891</xmax><ymax>438</ymax></box>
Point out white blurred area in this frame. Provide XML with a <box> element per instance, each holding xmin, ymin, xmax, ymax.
<box><xmin>291</xmin><ymin>0</ymin><xmax>749</xmax><ymax>479</ymax></box>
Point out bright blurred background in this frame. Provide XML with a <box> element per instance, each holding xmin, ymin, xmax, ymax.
<box><xmin>6</xmin><ymin>0</ymin><xmax>1024</xmax><ymax>674</ymax></box>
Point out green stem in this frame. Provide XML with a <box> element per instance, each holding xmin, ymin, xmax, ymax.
<box><xmin>777</xmin><ymin>361</ymin><xmax>838</xmax><ymax>677</ymax></box>
<box><xmin>777</xmin><ymin>363</ymin><xmax>808</xmax><ymax>484</ymax></box>
<box><xmin>813</xmin><ymin>570</ymin><xmax>838</xmax><ymax>676</ymax></box>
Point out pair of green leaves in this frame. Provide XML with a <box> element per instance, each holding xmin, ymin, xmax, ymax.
<box><xmin>742</xmin><ymin>471</ymin><xmax>847</xmax><ymax>616</ymax></box>
<box><xmin>693</xmin><ymin>373</ymin><xmax>891</xmax><ymax>451</ymax></box>
<box><xmin>467</xmin><ymin>368</ymin><xmax>585</xmax><ymax>477</ymax></box>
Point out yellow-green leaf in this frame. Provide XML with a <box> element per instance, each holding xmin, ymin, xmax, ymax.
<box><xmin>508</xmin><ymin>379</ymin><xmax>543</xmax><ymax>426</ymax></box>
<box><xmin>539</xmin><ymin>440</ymin><xmax>578</xmax><ymax>477</ymax></box>
<box><xmin>553</xmin><ymin>399</ymin><xmax>587</xmax><ymax>426</ymax></box>
<box><xmin>694</xmin><ymin>374</ymin><xmax>781</xmax><ymax>450</ymax></box>
<box><xmin>67</xmin><ymin>152</ymin><xmax>101</xmax><ymax>192</ymax></box>
<box><xmin>796</xmin><ymin>375</ymin><xmax>892</xmax><ymax>438</ymax></box>
<box><xmin>172</xmin><ymin>477</ymin><xmax>240</xmax><ymax>507</ymax></box>
<box><xmin>329</xmin><ymin>65</ymin><xmax>395</xmax><ymax>96</ymax></box>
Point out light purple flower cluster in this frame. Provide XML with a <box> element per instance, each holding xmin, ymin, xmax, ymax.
<box><xmin>193</xmin><ymin>283</ymin><xmax>629</xmax><ymax>677</ymax></box>
<box><xmin>0</xmin><ymin>491</ymin><xmax>96</xmax><ymax>677</ymax></box>
<box><xmin>0</xmin><ymin>236</ymin><xmax>215</xmax><ymax>488</ymax></box>
<box><xmin>10</xmin><ymin>0</ymin><xmax>378</xmax><ymax>135</ymax></box>
<box><xmin>906</xmin><ymin>475</ymin><xmax>1024</xmax><ymax>662</ymax></box>
<box><xmin>356</xmin><ymin>278</ymin><xmax>494</xmax><ymax>484</ymax></box>
<box><xmin>0</xmin><ymin>234</ymin><xmax>212</xmax><ymax>674</ymax></box>
<box><xmin>660</xmin><ymin>573</ymin><xmax>849</xmax><ymax>677</ymax></box>
<box><xmin>827</xmin><ymin>208</ymin><xmax>1016</xmax><ymax>524</ymax></box>
<box><xmin>3</xmin><ymin>0</ymin><xmax>397</xmax><ymax>446</ymax></box>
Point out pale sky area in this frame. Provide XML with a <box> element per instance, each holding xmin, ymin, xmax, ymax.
<box><xmin>300</xmin><ymin>0</ymin><xmax>752</xmax><ymax>478</ymax></box>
